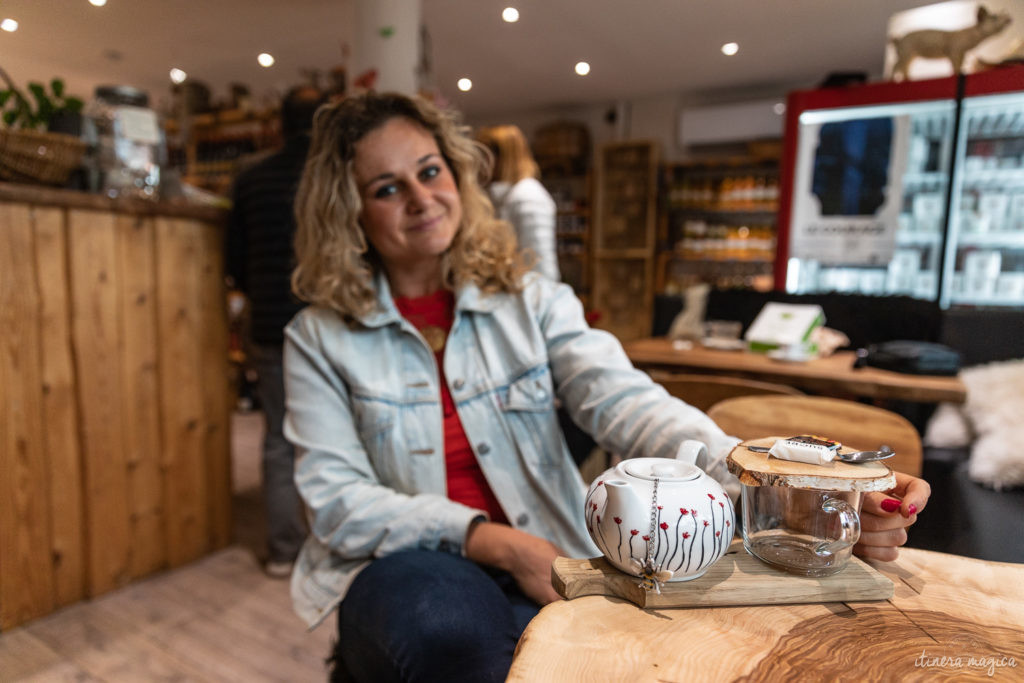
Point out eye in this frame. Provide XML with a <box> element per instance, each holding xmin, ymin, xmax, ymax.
<box><xmin>372</xmin><ymin>183</ymin><xmax>398</xmax><ymax>199</ymax></box>
<box><xmin>419</xmin><ymin>164</ymin><xmax>441</xmax><ymax>181</ymax></box>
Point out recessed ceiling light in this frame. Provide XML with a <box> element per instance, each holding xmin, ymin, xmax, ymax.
<box><xmin>89</xmin><ymin>0</ymin><xmax>107</xmax><ymax>6</ymax></box>
<box><xmin>575</xmin><ymin>61</ymin><xmax>591</xmax><ymax>76</ymax></box>
<box><xmin>721</xmin><ymin>42</ymin><xmax>739</xmax><ymax>56</ymax></box>
<box><xmin>170</xmin><ymin>68</ymin><xmax>187</xmax><ymax>84</ymax></box>
<box><xmin>773</xmin><ymin>102</ymin><xmax>786</xmax><ymax>115</ymax></box>
<box><xmin>502</xmin><ymin>7</ymin><xmax>519</xmax><ymax>23</ymax></box>
<box><xmin>1</xmin><ymin>18</ymin><xmax>18</xmax><ymax>32</ymax></box>
<box><xmin>258</xmin><ymin>53</ymin><xmax>275</xmax><ymax>68</ymax></box>
<box><xmin>457</xmin><ymin>78</ymin><xmax>473</xmax><ymax>92</ymax></box>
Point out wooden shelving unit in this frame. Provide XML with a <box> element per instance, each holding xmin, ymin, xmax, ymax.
<box><xmin>591</xmin><ymin>140</ymin><xmax>660</xmax><ymax>342</ymax></box>
<box><xmin>165</xmin><ymin>108</ymin><xmax>281</xmax><ymax>196</ymax></box>
<box><xmin>658</xmin><ymin>159</ymin><xmax>780</xmax><ymax>295</ymax></box>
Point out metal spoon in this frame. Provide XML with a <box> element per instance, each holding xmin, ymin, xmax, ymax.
<box><xmin>746</xmin><ymin>444</ymin><xmax>895</xmax><ymax>462</ymax></box>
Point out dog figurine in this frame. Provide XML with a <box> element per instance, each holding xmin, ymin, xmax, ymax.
<box><xmin>890</xmin><ymin>5</ymin><xmax>1012</xmax><ymax>81</ymax></box>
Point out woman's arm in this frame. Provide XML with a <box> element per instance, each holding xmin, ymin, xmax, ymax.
<box><xmin>508</xmin><ymin>179</ymin><xmax>560</xmax><ymax>282</ymax></box>
<box><xmin>528</xmin><ymin>278</ymin><xmax>741</xmax><ymax>498</ymax></box>
<box><xmin>284</xmin><ymin>315</ymin><xmax>483</xmax><ymax>560</ymax></box>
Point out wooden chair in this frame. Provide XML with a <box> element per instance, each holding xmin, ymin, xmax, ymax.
<box><xmin>707</xmin><ymin>395</ymin><xmax>923</xmax><ymax>476</ymax></box>
<box><xmin>650</xmin><ymin>371</ymin><xmax>805</xmax><ymax>413</ymax></box>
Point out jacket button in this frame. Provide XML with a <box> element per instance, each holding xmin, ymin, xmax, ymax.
<box><xmin>516</xmin><ymin>513</ymin><xmax>529</xmax><ymax>527</ymax></box>
<box><xmin>453</xmin><ymin>378</ymin><xmax>465</xmax><ymax>390</ymax></box>
<box><xmin>477</xmin><ymin>443</ymin><xmax>491</xmax><ymax>455</ymax></box>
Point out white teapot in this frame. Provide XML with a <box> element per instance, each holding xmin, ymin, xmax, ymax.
<box><xmin>584</xmin><ymin>440</ymin><xmax>735</xmax><ymax>583</ymax></box>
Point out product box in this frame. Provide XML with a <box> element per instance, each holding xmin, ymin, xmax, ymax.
<box><xmin>744</xmin><ymin>302</ymin><xmax>825</xmax><ymax>353</ymax></box>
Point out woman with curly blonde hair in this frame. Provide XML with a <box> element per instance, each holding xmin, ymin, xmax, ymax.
<box><xmin>281</xmin><ymin>92</ymin><xmax>931</xmax><ymax>683</ymax></box>
<box><xmin>292</xmin><ymin>93</ymin><xmax>526</xmax><ymax>319</ymax></box>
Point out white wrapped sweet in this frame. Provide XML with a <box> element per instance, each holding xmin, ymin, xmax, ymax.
<box><xmin>768</xmin><ymin>435</ymin><xmax>841</xmax><ymax>465</ymax></box>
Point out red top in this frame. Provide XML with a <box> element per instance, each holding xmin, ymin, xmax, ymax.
<box><xmin>394</xmin><ymin>290</ymin><xmax>508</xmax><ymax>524</ymax></box>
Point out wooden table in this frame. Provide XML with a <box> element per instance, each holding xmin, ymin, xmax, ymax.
<box><xmin>509</xmin><ymin>549</ymin><xmax>1024</xmax><ymax>681</ymax></box>
<box><xmin>624</xmin><ymin>337</ymin><xmax>967</xmax><ymax>404</ymax></box>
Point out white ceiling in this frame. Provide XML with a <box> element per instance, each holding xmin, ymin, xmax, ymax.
<box><xmin>1</xmin><ymin>0</ymin><xmax>940</xmax><ymax>118</ymax></box>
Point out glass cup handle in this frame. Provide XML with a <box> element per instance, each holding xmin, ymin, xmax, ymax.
<box><xmin>812</xmin><ymin>498</ymin><xmax>861</xmax><ymax>557</ymax></box>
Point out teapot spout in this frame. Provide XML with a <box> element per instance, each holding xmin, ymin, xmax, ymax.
<box><xmin>603</xmin><ymin>479</ymin><xmax>643</xmax><ymax>519</ymax></box>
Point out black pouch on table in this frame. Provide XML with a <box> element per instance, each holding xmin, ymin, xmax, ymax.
<box><xmin>854</xmin><ymin>340</ymin><xmax>962</xmax><ymax>376</ymax></box>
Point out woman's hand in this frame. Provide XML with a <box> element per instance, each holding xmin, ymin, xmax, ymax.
<box><xmin>464</xmin><ymin>521</ymin><xmax>563</xmax><ymax>605</ymax></box>
<box><xmin>854</xmin><ymin>471</ymin><xmax>931</xmax><ymax>562</ymax></box>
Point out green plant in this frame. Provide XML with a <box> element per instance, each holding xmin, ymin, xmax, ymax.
<box><xmin>0</xmin><ymin>67</ymin><xmax>83</xmax><ymax>130</ymax></box>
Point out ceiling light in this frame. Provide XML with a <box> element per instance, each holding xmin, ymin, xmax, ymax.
<box><xmin>502</xmin><ymin>7</ymin><xmax>519</xmax><ymax>23</ymax></box>
<box><xmin>170</xmin><ymin>68</ymin><xmax>187</xmax><ymax>84</ymax></box>
<box><xmin>457</xmin><ymin>78</ymin><xmax>472</xmax><ymax>92</ymax></box>
<box><xmin>89</xmin><ymin>0</ymin><xmax>107</xmax><ymax>6</ymax></box>
<box><xmin>773</xmin><ymin>102</ymin><xmax>786</xmax><ymax>115</ymax></box>
<box><xmin>1</xmin><ymin>18</ymin><xmax>18</xmax><ymax>32</ymax></box>
<box><xmin>258</xmin><ymin>53</ymin><xmax>275</xmax><ymax>68</ymax></box>
<box><xmin>721</xmin><ymin>42</ymin><xmax>739</xmax><ymax>56</ymax></box>
<box><xmin>575</xmin><ymin>62</ymin><xmax>591</xmax><ymax>76</ymax></box>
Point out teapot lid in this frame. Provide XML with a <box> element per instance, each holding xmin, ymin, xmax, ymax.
<box><xmin>623</xmin><ymin>459</ymin><xmax>701</xmax><ymax>482</ymax></box>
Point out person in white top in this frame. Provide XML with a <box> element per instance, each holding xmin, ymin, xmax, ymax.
<box><xmin>477</xmin><ymin>125</ymin><xmax>560</xmax><ymax>281</ymax></box>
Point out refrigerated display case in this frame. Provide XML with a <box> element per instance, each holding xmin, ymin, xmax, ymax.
<box><xmin>944</xmin><ymin>68</ymin><xmax>1024</xmax><ymax>307</ymax></box>
<box><xmin>775</xmin><ymin>65</ymin><xmax>1024</xmax><ymax>309</ymax></box>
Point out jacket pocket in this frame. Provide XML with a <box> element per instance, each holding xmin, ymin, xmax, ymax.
<box><xmin>352</xmin><ymin>397</ymin><xmax>397</xmax><ymax>478</ymax></box>
<box><xmin>502</xmin><ymin>368</ymin><xmax>560</xmax><ymax>471</ymax></box>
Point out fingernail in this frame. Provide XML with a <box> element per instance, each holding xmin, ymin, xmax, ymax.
<box><xmin>880</xmin><ymin>498</ymin><xmax>901</xmax><ymax>513</ymax></box>
<box><xmin>907</xmin><ymin>504</ymin><xmax>918</xmax><ymax>516</ymax></box>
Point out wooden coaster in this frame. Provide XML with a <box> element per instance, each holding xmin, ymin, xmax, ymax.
<box><xmin>551</xmin><ymin>539</ymin><xmax>893</xmax><ymax>608</ymax></box>
<box><xmin>727</xmin><ymin>437</ymin><xmax>896</xmax><ymax>491</ymax></box>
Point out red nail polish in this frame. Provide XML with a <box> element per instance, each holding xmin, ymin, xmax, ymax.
<box><xmin>907</xmin><ymin>504</ymin><xmax>918</xmax><ymax>515</ymax></box>
<box><xmin>880</xmin><ymin>498</ymin><xmax>901</xmax><ymax>513</ymax></box>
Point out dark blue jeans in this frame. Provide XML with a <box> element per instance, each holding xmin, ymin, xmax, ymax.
<box><xmin>331</xmin><ymin>550</ymin><xmax>540</xmax><ymax>683</ymax></box>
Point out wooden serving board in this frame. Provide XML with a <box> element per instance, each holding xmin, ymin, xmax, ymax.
<box><xmin>551</xmin><ymin>539</ymin><xmax>892</xmax><ymax>608</ymax></box>
<box><xmin>727</xmin><ymin>437</ymin><xmax>896</xmax><ymax>492</ymax></box>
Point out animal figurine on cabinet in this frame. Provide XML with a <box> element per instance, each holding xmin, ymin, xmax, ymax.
<box><xmin>890</xmin><ymin>5</ymin><xmax>1012</xmax><ymax>81</ymax></box>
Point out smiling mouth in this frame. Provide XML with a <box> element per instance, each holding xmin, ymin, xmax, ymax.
<box><xmin>409</xmin><ymin>215</ymin><xmax>444</xmax><ymax>231</ymax></box>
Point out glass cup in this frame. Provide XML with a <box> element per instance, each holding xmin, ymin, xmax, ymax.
<box><xmin>741</xmin><ymin>485</ymin><xmax>861</xmax><ymax>577</ymax></box>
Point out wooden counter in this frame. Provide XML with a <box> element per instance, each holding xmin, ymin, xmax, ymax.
<box><xmin>1</xmin><ymin>183</ymin><xmax>233</xmax><ymax>629</ymax></box>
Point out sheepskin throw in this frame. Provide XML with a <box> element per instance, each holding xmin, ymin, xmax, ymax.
<box><xmin>924</xmin><ymin>358</ymin><xmax>1024</xmax><ymax>490</ymax></box>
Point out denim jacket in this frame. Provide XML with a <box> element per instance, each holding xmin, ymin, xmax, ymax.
<box><xmin>284</xmin><ymin>271</ymin><xmax>740</xmax><ymax>627</ymax></box>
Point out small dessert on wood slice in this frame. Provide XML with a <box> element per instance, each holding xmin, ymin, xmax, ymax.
<box><xmin>727</xmin><ymin>437</ymin><xmax>896</xmax><ymax>492</ymax></box>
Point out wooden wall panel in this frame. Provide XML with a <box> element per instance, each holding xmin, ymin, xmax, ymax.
<box><xmin>68</xmin><ymin>209</ymin><xmax>133</xmax><ymax>596</ymax></box>
<box><xmin>0</xmin><ymin>204</ymin><xmax>56</xmax><ymax>628</ymax></box>
<box><xmin>199</xmin><ymin>221</ymin><xmax>232</xmax><ymax>549</ymax></box>
<box><xmin>32</xmin><ymin>206</ymin><xmax>86</xmax><ymax>609</ymax></box>
<box><xmin>116</xmin><ymin>213</ymin><xmax>166</xmax><ymax>578</ymax></box>
<box><xmin>156</xmin><ymin>217</ymin><xmax>209</xmax><ymax>566</ymax></box>
<box><xmin>1</xmin><ymin>191</ymin><xmax>230</xmax><ymax>629</ymax></box>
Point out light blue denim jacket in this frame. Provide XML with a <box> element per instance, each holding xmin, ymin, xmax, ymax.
<box><xmin>284</xmin><ymin>271</ymin><xmax>740</xmax><ymax>627</ymax></box>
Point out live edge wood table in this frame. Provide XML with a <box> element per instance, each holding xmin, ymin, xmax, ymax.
<box><xmin>0</xmin><ymin>183</ymin><xmax>232</xmax><ymax>630</ymax></box>
<box><xmin>624</xmin><ymin>337</ymin><xmax>967</xmax><ymax>404</ymax></box>
<box><xmin>509</xmin><ymin>549</ymin><xmax>1024</xmax><ymax>681</ymax></box>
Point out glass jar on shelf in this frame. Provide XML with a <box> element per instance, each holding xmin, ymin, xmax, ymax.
<box><xmin>83</xmin><ymin>85</ymin><xmax>165</xmax><ymax>199</ymax></box>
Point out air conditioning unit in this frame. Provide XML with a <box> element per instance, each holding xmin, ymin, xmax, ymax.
<box><xmin>678</xmin><ymin>99</ymin><xmax>786</xmax><ymax>147</ymax></box>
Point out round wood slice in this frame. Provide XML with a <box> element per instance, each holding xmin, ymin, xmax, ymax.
<box><xmin>727</xmin><ymin>437</ymin><xmax>896</xmax><ymax>491</ymax></box>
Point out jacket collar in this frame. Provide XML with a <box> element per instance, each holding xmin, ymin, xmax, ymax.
<box><xmin>355</xmin><ymin>269</ymin><xmax>503</xmax><ymax>329</ymax></box>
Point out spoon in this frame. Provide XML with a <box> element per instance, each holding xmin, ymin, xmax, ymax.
<box><xmin>746</xmin><ymin>444</ymin><xmax>895</xmax><ymax>463</ymax></box>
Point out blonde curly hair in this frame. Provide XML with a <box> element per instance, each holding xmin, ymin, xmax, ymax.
<box><xmin>291</xmin><ymin>92</ymin><xmax>526</xmax><ymax>320</ymax></box>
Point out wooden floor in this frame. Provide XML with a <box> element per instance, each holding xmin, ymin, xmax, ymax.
<box><xmin>0</xmin><ymin>412</ymin><xmax>336</xmax><ymax>682</ymax></box>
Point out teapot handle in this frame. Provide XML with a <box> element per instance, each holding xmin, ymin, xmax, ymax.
<box><xmin>675</xmin><ymin>439</ymin><xmax>708</xmax><ymax>466</ymax></box>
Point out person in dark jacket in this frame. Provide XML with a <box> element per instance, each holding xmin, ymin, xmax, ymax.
<box><xmin>226</xmin><ymin>84</ymin><xmax>326</xmax><ymax>577</ymax></box>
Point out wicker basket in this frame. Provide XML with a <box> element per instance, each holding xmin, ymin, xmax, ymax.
<box><xmin>0</xmin><ymin>128</ymin><xmax>87</xmax><ymax>185</ymax></box>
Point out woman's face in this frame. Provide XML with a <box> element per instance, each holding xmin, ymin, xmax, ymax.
<box><xmin>353</xmin><ymin>117</ymin><xmax>462</xmax><ymax>276</ymax></box>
